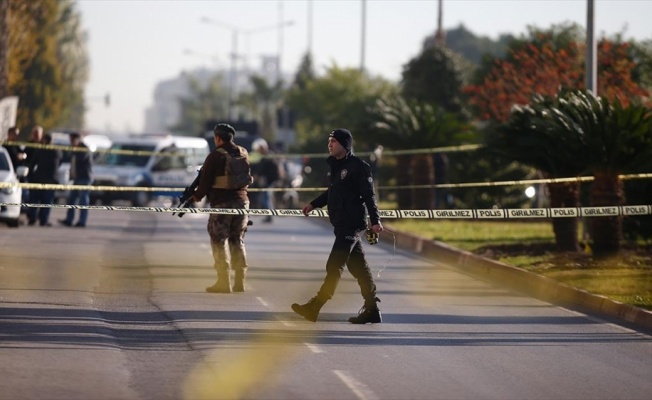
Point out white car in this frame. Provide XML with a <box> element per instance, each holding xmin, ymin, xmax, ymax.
<box><xmin>0</xmin><ymin>147</ymin><xmax>28</xmax><ymax>228</ymax></box>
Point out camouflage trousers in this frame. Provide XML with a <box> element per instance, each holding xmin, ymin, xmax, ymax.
<box><xmin>207</xmin><ymin>199</ymin><xmax>249</xmax><ymax>275</ymax></box>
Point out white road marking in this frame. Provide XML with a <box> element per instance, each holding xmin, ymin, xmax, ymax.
<box><xmin>305</xmin><ymin>343</ymin><xmax>324</xmax><ymax>353</ymax></box>
<box><xmin>256</xmin><ymin>297</ymin><xmax>268</xmax><ymax>307</ymax></box>
<box><xmin>278</xmin><ymin>319</ymin><xmax>295</xmax><ymax>327</ymax></box>
<box><xmin>333</xmin><ymin>370</ymin><xmax>379</xmax><ymax>400</ymax></box>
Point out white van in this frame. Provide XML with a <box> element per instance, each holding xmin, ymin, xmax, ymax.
<box><xmin>92</xmin><ymin>134</ymin><xmax>209</xmax><ymax>206</ymax></box>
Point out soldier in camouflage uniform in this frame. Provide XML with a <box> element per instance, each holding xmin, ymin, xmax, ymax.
<box><xmin>192</xmin><ymin>124</ymin><xmax>253</xmax><ymax>293</ymax></box>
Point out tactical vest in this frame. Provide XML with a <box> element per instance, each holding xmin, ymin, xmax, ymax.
<box><xmin>212</xmin><ymin>146</ymin><xmax>254</xmax><ymax>189</ymax></box>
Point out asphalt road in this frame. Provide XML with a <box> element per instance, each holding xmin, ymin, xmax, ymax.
<box><xmin>1</xmin><ymin>205</ymin><xmax>651</xmax><ymax>400</ymax></box>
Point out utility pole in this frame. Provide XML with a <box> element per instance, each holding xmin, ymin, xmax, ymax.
<box><xmin>278</xmin><ymin>1</ymin><xmax>283</xmax><ymax>83</ymax></box>
<box><xmin>360</xmin><ymin>0</ymin><xmax>366</xmax><ymax>72</ymax></box>
<box><xmin>201</xmin><ymin>17</ymin><xmax>240</xmax><ymax>120</ymax></box>
<box><xmin>307</xmin><ymin>0</ymin><xmax>313</xmax><ymax>55</ymax></box>
<box><xmin>586</xmin><ymin>0</ymin><xmax>597</xmax><ymax>94</ymax></box>
<box><xmin>435</xmin><ymin>0</ymin><xmax>445</xmax><ymax>46</ymax></box>
<box><xmin>582</xmin><ymin>0</ymin><xmax>598</xmax><ymax>243</ymax></box>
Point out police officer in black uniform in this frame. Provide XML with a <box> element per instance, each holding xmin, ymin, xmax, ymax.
<box><xmin>292</xmin><ymin>128</ymin><xmax>384</xmax><ymax>324</ymax></box>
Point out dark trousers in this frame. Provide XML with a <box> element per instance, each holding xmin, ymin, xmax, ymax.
<box><xmin>64</xmin><ymin>178</ymin><xmax>92</xmax><ymax>226</ymax></box>
<box><xmin>317</xmin><ymin>229</ymin><xmax>377</xmax><ymax>303</ymax></box>
<box><xmin>27</xmin><ymin>189</ymin><xmax>55</xmax><ymax>225</ymax></box>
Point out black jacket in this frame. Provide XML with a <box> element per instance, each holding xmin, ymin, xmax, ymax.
<box><xmin>310</xmin><ymin>153</ymin><xmax>380</xmax><ymax>231</ymax></box>
<box><xmin>70</xmin><ymin>144</ymin><xmax>93</xmax><ymax>181</ymax></box>
<box><xmin>3</xmin><ymin>144</ymin><xmax>25</xmax><ymax>169</ymax></box>
<box><xmin>28</xmin><ymin>148</ymin><xmax>61</xmax><ymax>184</ymax></box>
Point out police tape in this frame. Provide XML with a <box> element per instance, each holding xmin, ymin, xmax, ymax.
<box><xmin>1</xmin><ymin>203</ymin><xmax>650</xmax><ymax>219</ymax></box>
<box><xmin>380</xmin><ymin>173</ymin><xmax>652</xmax><ymax>190</ymax></box>
<box><xmin>5</xmin><ymin>140</ymin><xmax>162</xmax><ymax>157</ymax></box>
<box><xmin>6</xmin><ymin>140</ymin><xmax>482</xmax><ymax>158</ymax></box>
<box><xmin>271</xmin><ymin>143</ymin><xmax>484</xmax><ymax>158</ymax></box>
<box><xmin>1</xmin><ymin>172</ymin><xmax>650</xmax><ymax>193</ymax></box>
<box><xmin>0</xmin><ymin>182</ymin><xmax>317</xmax><ymax>193</ymax></box>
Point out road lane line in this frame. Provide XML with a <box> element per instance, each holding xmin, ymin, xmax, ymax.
<box><xmin>278</xmin><ymin>319</ymin><xmax>296</xmax><ymax>327</ymax></box>
<box><xmin>256</xmin><ymin>297</ymin><xmax>268</xmax><ymax>307</ymax></box>
<box><xmin>333</xmin><ymin>370</ymin><xmax>379</xmax><ymax>400</ymax></box>
<box><xmin>305</xmin><ymin>343</ymin><xmax>324</xmax><ymax>353</ymax></box>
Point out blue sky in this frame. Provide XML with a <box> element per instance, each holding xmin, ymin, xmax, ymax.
<box><xmin>77</xmin><ymin>0</ymin><xmax>652</xmax><ymax>133</ymax></box>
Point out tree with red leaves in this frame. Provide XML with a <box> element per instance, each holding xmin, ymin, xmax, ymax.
<box><xmin>464</xmin><ymin>27</ymin><xmax>650</xmax><ymax>122</ymax></box>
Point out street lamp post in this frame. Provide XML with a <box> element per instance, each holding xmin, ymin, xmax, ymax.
<box><xmin>200</xmin><ymin>17</ymin><xmax>241</xmax><ymax>120</ymax></box>
<box><xmin>201</xmin><ymin>17</ymin><xmax>294</xmax><ymax>121</ymax></box>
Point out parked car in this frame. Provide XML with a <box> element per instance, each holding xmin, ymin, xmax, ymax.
<box><xmin>0</xmin><ymin>147</ymin><xmax>28</xmax><ymax>227</ymax></box>
<box><xmin>93</xmin><ymin>134</ymin><xmax>209</xmax><ymax>206</ymax></box>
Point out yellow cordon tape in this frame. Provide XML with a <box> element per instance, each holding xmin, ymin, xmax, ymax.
<box><xmin>0</xmin><ymin>182</ymin><xmax>316</xmax><ymax>193</ymax></box>
<box><xmin>1</xmin><ymin>203</ymin><xmax>650</xmax><ymax>219</ymax></box>
<box><xmin>1</xmin><ymin>172</ymin><xmax>651</xmax><ymax>193</ymax></box>
<box><xmin>5</xmin><ymin>140</ymin><xmax>483</xmax><ymax>158</ymax></box>
<box><xmin>4</xmin><ymin>182</ymin><xmax>180</xmax><ymax>192</ymax></box>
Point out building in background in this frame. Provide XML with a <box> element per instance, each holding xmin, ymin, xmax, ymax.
<box><xmin>144</xmin><ymin>56</ymin><xmax>295</xmax><ymax>147</ymax></box>
<box><xmin>144</xmin><ymin>68</ymin><xmax>219</xmax><ymax>133</ymax></box>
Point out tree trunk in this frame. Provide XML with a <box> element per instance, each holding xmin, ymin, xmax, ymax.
<box><xmin>590</xmin><ymin>170</ymin><xmax>624</xmax><ymax>256</ymax></box>
<box><xmin>411</xmin><ymin>154</ymin><xmax>435</xmax><ymax>209</ymax></box>
<box><xmin>396</xmin><ymin>154</ymin><xmax>411</xmax><ymax>210</ymax></box>
<box><xmin>547</xmin><ymin>181</ymin><xmax>581</xmax><ymax>252</ymax></box>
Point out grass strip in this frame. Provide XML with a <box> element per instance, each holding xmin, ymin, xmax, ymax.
<box><xmin>386</xmin><ymin>219</ymin><xmax>652</xmax><ymax>310</ymax></box>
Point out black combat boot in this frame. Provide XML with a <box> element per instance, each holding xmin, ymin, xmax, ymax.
<box><xmin>348</xmin><ymin>297</ymin><xmax>382</xmax><ymax>324</ymax></box>
<box><xmin>291</xmin><ymin>296</ymin><xmax>327</xmax><ymax>322</ymax></box>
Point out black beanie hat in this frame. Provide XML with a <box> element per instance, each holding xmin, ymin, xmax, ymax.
<box><xmin>329</xmin><ymin>128</ymin><xmax>353</xmax><ymax>152</ymax></box>
<box><xmin>214</xmin><ymin>123</ymin><xmax>235</xmax><ymax>142</ymax></box>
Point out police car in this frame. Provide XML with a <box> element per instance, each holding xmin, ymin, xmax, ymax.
<box><xmin>92</xmin><ymin>134</ymin><xmax>209</xmax><ymax>206</ymax></box>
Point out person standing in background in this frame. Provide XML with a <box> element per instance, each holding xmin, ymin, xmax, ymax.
<box><xmin>26</xmin><ymin>133</ymin><xmax>61</xmax><ymax>226</ymax></box>
<box><xmin>3</xmin><ymin>126</ymin><xmax>27</xmax><ymax>170</ymax></box>
<box><xmin>251</xmin><ymin>139</ymin><xmax>282</xmax><ymax>223</ymax></box>
<box><xmin>59</xmin><ymin>133</ymin><xmax>93</xmax><ymax>228</ymax></box>
<box><xmin>24</xmin><ymin>125</ymin><xmax>43</xmax><ymax>163</ymax></box>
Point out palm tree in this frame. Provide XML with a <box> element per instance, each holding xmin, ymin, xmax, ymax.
<box><xmin>371</xmin><ymin>95</ymin><xmax>471</xmax><ymax>209</ymax></box>
<box><xmin>491</xmin><ymin>95</ymin><xmax>587</xmax><ymax>252</ymax></box>
<box><xmin>503</xmin><ymin>90</ymin><xmax>652</xmax><ymax>256</ymax></box>
<box><xmin>557</xmin><ymin>91</ymin><xmax>652</xmax><ymax>255</ymax></box>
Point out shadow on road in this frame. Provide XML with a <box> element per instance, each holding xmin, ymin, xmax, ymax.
<box><xmin>2</xmin><ymin>307</ymin><xmax>649</xmax><ymax>350</ymax></box>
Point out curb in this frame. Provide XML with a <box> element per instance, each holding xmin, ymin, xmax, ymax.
<box><xmin>385</xmin><ymin>225</ymin><xmax>652</xmax><ymax>331</ymax></box>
